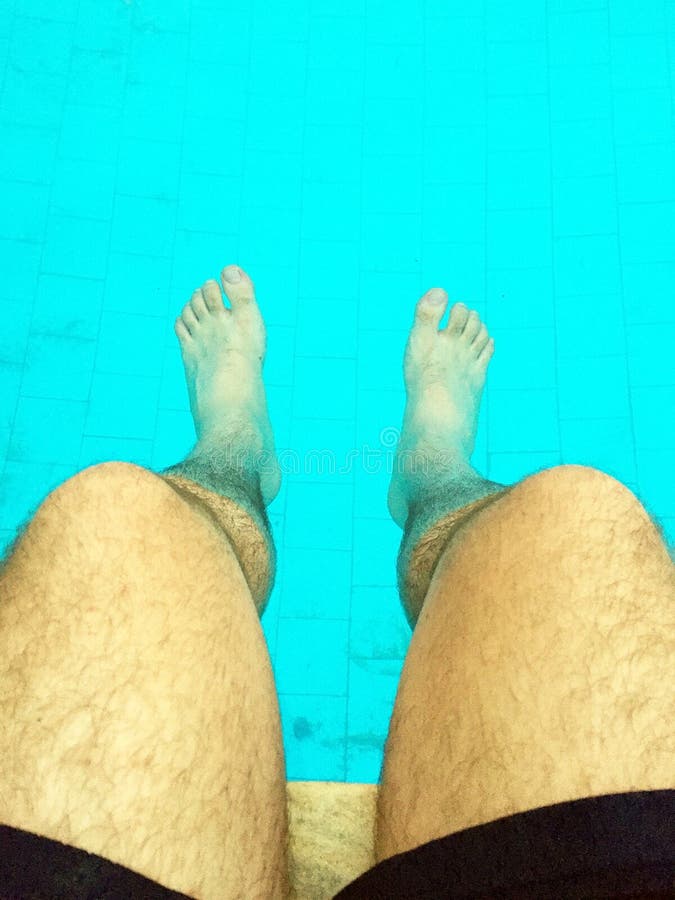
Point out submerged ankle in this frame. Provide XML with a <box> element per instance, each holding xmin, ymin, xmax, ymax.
<box><xmin>405</xmin><ymin>469</ymin><xmax>508</xmax><ymax>539</ymax></box>
<box><xmin>163</xmin><ymin>449</ymin><xmax>264</xmax><ymax>509</ymax></box>
<box><xmin>398</xmin><ymin>478</ymin><xmax>512</xmax><ymax>628</ymax></box>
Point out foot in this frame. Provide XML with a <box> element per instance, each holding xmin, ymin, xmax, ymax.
<box><xmin>388</xmin><ymin>288</ymin><xmax>495</xmax><ymax>528</ymax></box>
<box><xmin>174</xmin><ymin>265</ymin><xmax>281</xmax><ymax>506</ymax></box>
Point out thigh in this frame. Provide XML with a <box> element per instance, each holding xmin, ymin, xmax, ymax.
<box><xmin>0</xmin><ymin>463</ymin><xmax>289</xmax><ymax>900</ymax></box>
<box><xmin>375</xmin><ymin>464</ymin><xmax>675</xmax><ymax>862</ymax></box>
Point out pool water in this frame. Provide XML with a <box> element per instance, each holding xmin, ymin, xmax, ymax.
<box><xmin>0</xmin><ymin>0</ymin><xmax>674</xmax><ymax>783</ymax></box>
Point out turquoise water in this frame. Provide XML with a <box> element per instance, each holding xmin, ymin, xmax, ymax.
<box><xmin>0</xmin><ymin>0</ymin><xmax>673</xmax><ymax>784</ymax></box>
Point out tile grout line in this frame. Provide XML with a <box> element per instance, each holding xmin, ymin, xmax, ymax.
<box><xmin>544</xmin><ymin>0</ymin><xmax>564</xmax><ymax>466</ymax></box>
<box><xmin>0</xmin><ymin>0</ymin><xmax>16</xmax><ymax>103</ymax></box>
<box><xmin>79</xmin><ymin>4</ymin><xmax>137</xmax><ymax>468</ymax></box>
<box><xmin>0</xmin><ymin>0</ymin><xmax>21</xmax><ymax>489</ymax></box>
<box><xmin>272</xmin><ymin>1</ymin><xmax>310</xmax><ymax>706</ymax></box>
<box><xmin>5</xmin><ymin>0</ymin><xmax>90</xmax><ymax>487</ymax></box>
<box><xmin>605</xmin><ymin>1</ymin><xmax>640</xmax><ymax>491</ymax></box>
<box><xmin>345</xmin><ymin>0</ymin><xmax>372</xmax><ymax>785</ymax></box>
<box><xmin>154</xmin><ymin>3</ymin><xmax>194</xmax><ymax>473</ymax></box>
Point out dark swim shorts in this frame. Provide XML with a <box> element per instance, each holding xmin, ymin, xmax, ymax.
<box><xmin>0</xmin><ymin>790</ymin><xmax>672</xmax><ymax>899</ymax></box>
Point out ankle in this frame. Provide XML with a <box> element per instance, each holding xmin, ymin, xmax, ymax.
<box><xmin>164</xmin><ymin>443</ymin><xmax>265</xmax><ymax>512</ymax></box>
<box><xmin>405</xmin><ymin>465</ymin><xmax>499</xmax><ymax>528</ymax></box>
<box><xmin>398</xmin><ymin>472</ymin><xmax>510</xmax><ymax>627</ymax></box>
<box><xmin>158</xmin><ymin>447</ymin><xmax>276</xmax><ymax>614</ymax></box>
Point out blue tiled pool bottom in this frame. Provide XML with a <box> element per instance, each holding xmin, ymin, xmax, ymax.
<box><xmin>1</xmin><ymin>0</ymin><xmax>674</xmax><ymax>782</ymax></box>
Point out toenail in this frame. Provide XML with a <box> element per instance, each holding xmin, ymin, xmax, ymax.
<box><xmin>223</xmin><ymin>266</ymin><xmax>242</xmax><ymax>284</ymax></box>
<box><xmin>428</xmin><ymin>290</ymin><xmax>446</xmax><ymax>304</ymax></box>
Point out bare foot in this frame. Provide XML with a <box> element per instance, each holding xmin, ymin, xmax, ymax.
<box><xmin>388</xmin><ymin>287</ymin><xmax>495</xmax><ymax>528</ymax></box>
<box><xmin>174</xmin><ymin>265</ymin><xmax>281</xmax><ymax>505</ymax></box>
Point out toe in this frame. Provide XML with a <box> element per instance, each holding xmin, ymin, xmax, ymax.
<box><xmin>190</xmin><ymin>288</ymin><xmax>208</xmax><ymax>321</ymax></box>
<box><xmin>445</xmin><ymin>301</ymin><xmax>470</xmax><ymax>335</ymax></box>
<box><xmin>174</xmin><ymin>316</ymin><xmax>192</xmax><ymax>343</ymax></box>
<box><xmin>202</xmin><ymin>279</ymin><xmax>224</xmax><ymax>313</ymax></box>
<box><xmin>462</xmin><ymin>309</ymin><xmax>481</xmax><ymax>343</ymax></box>
<box><xmin>413</xmin><ymin>288</ymin><xmax>448</xmax><ymax>330</ymax></box>
<box><xmin>473</xmin><ymin>324</ymin><xmax>490</xmax><ymax>355</ymax></box>
<box><xmin>479</xmin><ymin>337</ymin><xmax>495</xmax><ymax>362</ymax></box>
<box><xmin>181</xmin><ymin>295</ymin><xmax>200</xmax><ymax>334</ymax></box>
<box><xmin>221</xmin><ymin>265</ymin><xmax>257</xmax><ymax>310</ymax></box>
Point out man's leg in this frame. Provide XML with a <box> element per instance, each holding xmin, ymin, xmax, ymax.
<box><xmin>376</xmin><ymin>290</ymin><xmax>674</xmax><ymax>865</ymax></box>
<box><xmin>377</xmin><ymin>463</ymin><xmax>674</xmax><ymax>861</ymax></box>
<box><xmin>0</xmin><ymin>266</ymin><xmax>289</xmax><ymax>898</ymax></box>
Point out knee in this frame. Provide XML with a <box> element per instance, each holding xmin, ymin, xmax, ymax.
<box><xmin>47</xmin><ymin>461</ymin><xmax>174</xmax><ymax>513</ymax></box>
<box><xmin>522</xmin><ymin>464</ymin><xmax>645</xmax><ymax>516</ymax></box>
<box><xmin>529</xmin><ymin>464</ymin><xmax>628</xmax><ymax>491</ymax></box>
<box><xmin>77</xmin><ymin>461</ymin><xmax>154</xmax><ymax>485</ymax></box>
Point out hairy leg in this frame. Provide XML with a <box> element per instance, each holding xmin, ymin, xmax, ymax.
<box><xmin>0</xmin><ymin>265</ymin><xmax>290</xmax><ymax>899</ymax></box>
<box><xmin>378</xmin><ymin>288</ymin><xmax>674</xmax><ymax>875</ymax></box>
<box><xmin>0</xmin><ymin>462</ymin><xmax>289</xmax><ymax>899</ymax></box>
<box><xmin>377</xmin><ymin>464</ymin><xmax>674</xmax><ymax>861</ymax></box>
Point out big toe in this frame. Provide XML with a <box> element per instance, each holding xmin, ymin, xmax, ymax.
<box><xmin>220</xmin><ymin>265</ymin><xmax>258</xmax><ymax>311</ymax></box>
<box><xmin>413</xmin><ymin>288</ymin><xmax>448</xmax><ymax>331</ymax></box>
